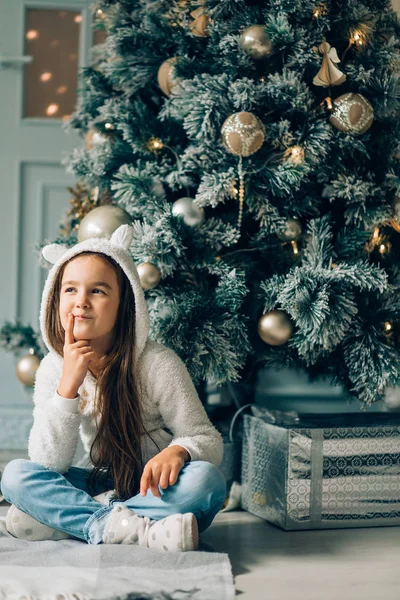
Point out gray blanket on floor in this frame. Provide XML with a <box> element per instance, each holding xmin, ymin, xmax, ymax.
<box><xmin>0</xmin><ymin>518</ymin><xmax>235</xmax><ymax>600</ymax></box>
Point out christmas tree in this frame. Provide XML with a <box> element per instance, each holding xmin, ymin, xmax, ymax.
<box><xmin>2</xmin><ymin>0</ymin><xmax>400</xmax><ymax>410</ymax></box>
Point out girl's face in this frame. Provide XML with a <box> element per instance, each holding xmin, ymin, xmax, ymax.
<box><xmin>59</xmin><ymin>255</ymin><xmax>120</xmax><ymax>353</ymax></box>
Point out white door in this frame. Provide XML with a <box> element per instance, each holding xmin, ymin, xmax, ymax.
<box><xmin>0</xmin><ymin>0</ymin><xmax>95</xmax><ymax>449</ymax></box>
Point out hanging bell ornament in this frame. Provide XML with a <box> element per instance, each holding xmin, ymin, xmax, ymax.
<box><xmin>137</xmin><ymin>262</ymin><xmax>161</xmax><ymax>290</ymax></box>
<box><xmin>172</xmin><ymin>197</ymin><xmax>205</xmax><ymax>227</ymax></box>
<box><xmin>16</xmin><ymin>349</ymin><xmax>41</xmax><ymax>387</ymax></box>
<box><xmin>157</xmin><ymin>58</ymin><xmax>181</xmax><ymax>96</ymax></box>
<box><xmin>329</xmin><ymin>93</ymin><xmax>374</xmax><ymax>135</ymax></box>
<box><xmin>239</xmin><ymin>25</ymin><xmax>273</xmax><ymax>60</ymax></box>
<box><xmin>77</xmin><ymin>205</ymin><xmax>132</xmax><ymax>242</ymax></box>
<box><xmin>221</xmin><ymin>111</ymin><xmax>265</xmax><ymax>157</ymax></box>
<box><xmin>277</xmin><ymin>218</ymin><xmax>302</xmax><ymax>242</ymax></box>
<box><xmin>258</xmin><ymin>310</ymin><xmax>294</xmax><ymax>346</ymax></box>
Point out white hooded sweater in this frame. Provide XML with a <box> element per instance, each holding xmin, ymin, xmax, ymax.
<box><xmin>28</xmin><ymin>224</ymin><xmax>223</xmax><ymax>473</ymax></box>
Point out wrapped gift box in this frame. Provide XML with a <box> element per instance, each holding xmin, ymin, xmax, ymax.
<box><xmin>241</xmin><ymin>407</ymin><xmax>400</xmax><ymax>530</ymax></box>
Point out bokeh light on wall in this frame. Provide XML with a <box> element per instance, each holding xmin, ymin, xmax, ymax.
<box><xmin>24</xmin><ymin>9</ymin><xmax>81</xmax><ymax>119</ymax></box>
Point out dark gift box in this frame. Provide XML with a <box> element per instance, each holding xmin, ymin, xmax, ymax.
<box><xmin>241</xmin><ymin>407</ymin><xmax>400</xmax><ymax>530</ymax></box>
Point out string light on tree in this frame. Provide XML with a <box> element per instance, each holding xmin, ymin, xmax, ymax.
<box><xmin>384</xmin><ymin>321</ymin><xmax>393</xmax><ymax>335</ymax></box>
<box><xmin>379</xmin><ymin>240</ymin><xmax>391</xmax><ymax>255</ymax></box>
<box><xmin>284</xmin><ymin>145</ymin><xmax>305</xmax><ymax>164</ymax></box>
<box><xmin>146</xmin><ymin>137</ymin><xmax>164</xmax><ymax>151</ymax></box>
<box><xmin>312</xmin><ymin>3</ymin><xmax>328</xmax><ymax>18</ymax></box>
<box><xmin>350</xmin><ymin>28</ymin><xmax>367</xmax><ymax>47</ymax></box>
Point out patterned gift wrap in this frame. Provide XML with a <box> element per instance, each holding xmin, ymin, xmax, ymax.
<box><xmin>241</xmin><ymin>408</ymin><xmax>400</xmax><ymax>530</ymax></box>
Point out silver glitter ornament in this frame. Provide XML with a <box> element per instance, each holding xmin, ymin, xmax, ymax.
<box><xmin>221</xmin><ymin>111</ymin><xmax>265</xmax><ymax>157</ymax></box>
<box><xmin>239</xmin><ymin>25</ymin><xmax>273</xmax><ymax>60</ymax></box>
<box><xmin>172</xmin><ymin>197</ymin><xmax>205</xmax><ymax>227</ymax></box>
<box><xmin>77</xmin><ymin>205</ymin><xmax>132</xmax><ymax>242</ymax></box>
<box><xmin>329</xmin><ymin>93</ymin><xmax>374</xmax><ymax>135</ymax></box>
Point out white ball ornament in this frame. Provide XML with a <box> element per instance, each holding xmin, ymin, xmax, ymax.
<box><xmin>16</xmin><ymin>350</ymin><xmax>41</xmax><ymax>387</ymax></box>
<box><xmin>137</xmin><ymin>262</ymin><xmax>161</xmax><ymax>290</ymax></box>
<box><xmin>77</xmin><ymin>205</ymin><xmax>132</xmax><ymax>242</ymax></box>
<box><xmin>172</xmin><ymin>197</ymin><xmax>205</xmax><ymax>227</ymax></box>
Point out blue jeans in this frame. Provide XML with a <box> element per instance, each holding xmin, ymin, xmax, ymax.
<box><xmin>1</xmin><ymin>459</ymin><xmax>226</xmax><ymax>545</ymax></box>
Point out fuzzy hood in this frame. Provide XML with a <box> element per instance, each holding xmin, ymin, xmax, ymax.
<box><xmin>40</xmin><ymin>224</ymin><xmax>150</xmax><ymax>362</ymax></box>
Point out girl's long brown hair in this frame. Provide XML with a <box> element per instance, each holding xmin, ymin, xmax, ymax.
<box><xmin>45</xmin><ymin>251</ymin><xmax>155</xmax><ymax>500</ymax></box>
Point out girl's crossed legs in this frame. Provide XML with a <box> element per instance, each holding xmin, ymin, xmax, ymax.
<box><xmin>0</xmin><ymin>458</ymin><xmax>226</xmax><ymax>544</ymax></box>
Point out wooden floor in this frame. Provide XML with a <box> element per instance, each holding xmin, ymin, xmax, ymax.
<box><xmin>2</xmin><ymin>452</ymin><xmax>400</xmax><ymax>599</ymax></box>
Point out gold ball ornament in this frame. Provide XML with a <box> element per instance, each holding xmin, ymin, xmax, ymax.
<box><xmin>16</xmin><ymin>350</ymin><xmax>41</xmax><ymax>386</ymax></box>
<box><xmin>137</xmin><ymin>262</ymin><xmax>161</xmax><ymax>290</ymax></box>
<box><xmin>329</xmin><ymin>93</ymin><xmax>374</xmax><ymax>135</ymax></box>
<box><xmin>239</xmin><ymin>25</ymin><xmax>273</xmax><ymax>60</ymax></box>
<box><xmin>77</xmin><ymin>205</ymin><xmax>132</xmax><ymax>242</ymax></box>
<box><xmin>391</xmin><ymin>196</ymin><xmax>400</xmax><ymax>233</ymax></box>
<box><xmin>157</xmin><ymin>58</ymin><xmax>181</xmax><ymax>96</ymax></box>
<box><xmin>190</xmin><ymin>7</ymin><xmax>209</xmax><ymax>37</ymax></box>
<box><xmin>172</xmin><ymin>197</ymin><xmax>205</xmax><ymax>227</ymax></box>
<box><xmin>221</xmin><ymin>111</ymin><xmax>265</xmax><ymax>157</ymax></box>
<box><xmin>277</xmin><ymin>218</ymin><xmax>302</xmax><ymax>242</ymax></box>
<box><xmin>258</xmin><ymin>310</ymin><xmax>294</xmax><ymax>346</ymax></box>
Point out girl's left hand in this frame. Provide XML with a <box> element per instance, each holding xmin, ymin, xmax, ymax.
<box><xmin>140</xmin><ymin>446</ymin><xmax>190</xmax><ymax>498</ymax></box>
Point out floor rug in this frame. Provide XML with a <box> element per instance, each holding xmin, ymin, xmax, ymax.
<box><xmin>0</xmin><ymin>518</ymin><xmax>235</xmax><ymax>600</ymax></box>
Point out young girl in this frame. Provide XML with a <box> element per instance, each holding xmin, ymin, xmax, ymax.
<box><xmin>1</xmin><ymin>224</ymin><xmax>226</xmax><ymax>551</ymax></box>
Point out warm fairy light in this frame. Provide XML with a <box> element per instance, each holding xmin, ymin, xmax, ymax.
<box><xmin>56</xmin><ymin>85</ymin><xmax>68</xmax><ymax>95</ymax></box>
<box><xmin>146</xmin><ymin>137</ymin><xmax>163</xmax><ymax>151</ymax></box>
<box><xmin>384</xmin><ymin>321</ymin><xmax>393</xmax><ymax>332</ymax></box>
<box><xmin>215</xmin><ymin>256</ymin><xmax>221</xmax><ymax>261</ymax></box>
<box><xmin>40</xmin><ymin>72</ymin><xmax>52</xmax><ymax>82</ymax></box>
<box><xmin>291</xmin><ymin>241</ymin><xmax>299</xmax><ymax>255</ymax></box>
<box><xmin>230</xmin><ymin>181</ymin><xmax>239</xmax><ymax>198</ymax></box>
<box><xmin>350</xmin><ymin>29</ymin><xmax>366</xmax><ymax>46</ymax></box>
<box><xmin>325</xmin><ymin>97</ymin><xmax>333</xmax><ymax>111</ymax></box>
<box><xmin>312</xmin><ymin>3</ymin><xmax>327</xmax><ymax>17</ymax></box>
<box><xmin>373</xmin><ymin>226</ymin><xmax>380</xmax><ymax>240</ymax></box>
<box><xmin>97</xmin><ymin>9</ymin><xmax>104</xmax><ymax>18</ymax></box>
<box><xmin>104</xmin><ymin>122</ymin><xmax>114</xmax><ymax>130</ymax></box>
<box><xmin>259</xmin><ymin>76</ymin><xmax>266</xmax><ymax>82</ymax></box>
<box><xmin>284</xmin><ymin>145</ymin><xmax>305</xmax><ymax>164</ymax></box>
<box><xmin>379</xmin><ymin>241</ymin><xmax>391</xmax><ymax>255</ymax></box>
<box><xmin>74</xmin><ymin>15</ymin><xmax>83</xmax><ymax>23</ymax></box>
<box><xmin>46</xmin><ymin>103</ymin><xmax>59</xmax><ymax>116</ymax></box>
<box><xmin>26</xmin><ymin>30</ymin><xmax>39</xmax><ymax>40</ymax></box>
